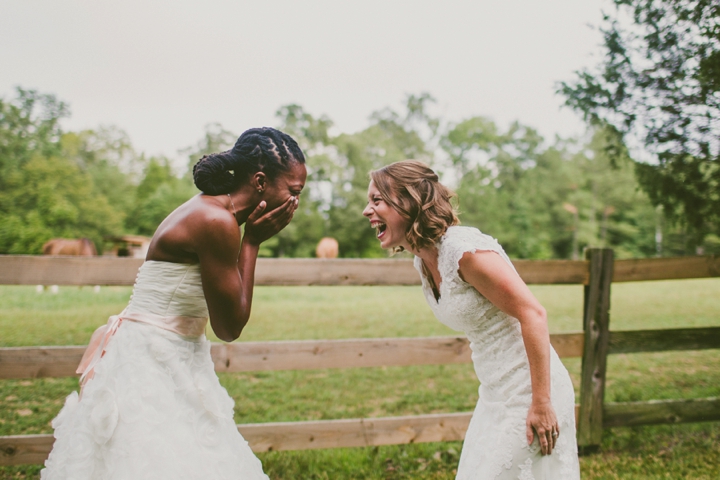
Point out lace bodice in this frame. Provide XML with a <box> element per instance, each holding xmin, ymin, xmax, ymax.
<box><xmin>125</xmin><ymin>261</ymin><xmax>209</xmax><ymax>319</ymax></box>
<box><xmin>414</xmin><ymin>226</ymin><xmax>531</xmax><ymax>401</ymax></box>
<box><xmin>414</xmin><ymin>226</ymin><xmax>516</xmax><ymax>334</ymax></box>
<box><xmin>414</xmin><ymin>226</ymin><xmax>580</xmax><ymax>479</ymax></box>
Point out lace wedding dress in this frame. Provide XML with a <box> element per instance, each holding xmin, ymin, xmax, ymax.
<box><xmin>41</xmin><ymin>261</ymin><xmax>269</xmax><ymax>480</ymax></box>
<box><xmin>414</xmin><ymin>226</ymin><xmax>580</xmax><ymax>479</ymax></box>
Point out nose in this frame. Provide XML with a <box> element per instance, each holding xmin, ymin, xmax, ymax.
<box><xmin>362</xmin><ymin>203</ymin><xmax>372</xmax><ymax>217</ymax></box>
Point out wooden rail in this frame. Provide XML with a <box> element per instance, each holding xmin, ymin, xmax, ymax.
<box><xmin>0</xmin><ymin>334</ymin><xmax>585</xmax><ymax>380</ymax></box>
<box><xmin>608</xmin><ymin>327</ymin><xmax>720</xmax><ymax>354</ymax></box>
<box><xmin>0</xmin><ymin>413</ymin><xmax>476</xmax><ymax>466</ymax></box>
<box><xmin>612</xmin><ymin>255</ymin><xmax>720</xmax><ymax>283</ymax></box>
<box><xmin>0</xmin><ymin>253</ymin><xmax>718</xmax><ymax>466</ymax></box>
<box><xmin>0</xmin><ymin>255</ymin><xmax>590</xmax><ymax>286</ymax></box>
<box><xmin>603</xmin><ymin>397</ymin><xmax>720</xmax><ymax>428</ymax></box>
<box><xmin>4</xmin><ymin>396</ymin><xmax>720</xmax><ymax>466</ymax></box>
<box><xmin>1</xmin><ymin>254</ymin><xmax>717</xmax><ymax>287</ymax></box>
<box><xmin>3</xmin><ymin>327</ymin><xmax>719</xmax><ymax>380</ymax></box>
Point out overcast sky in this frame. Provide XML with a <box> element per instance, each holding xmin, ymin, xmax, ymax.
<box><xmin>1</xmin><ymin>0</ymin><xmax>607</xmax><ymax>161</ymax></box>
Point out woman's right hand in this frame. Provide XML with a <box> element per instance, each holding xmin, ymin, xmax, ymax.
<box><xmin>243</xmin><ymin>196</ymin><xmax>298</xmax><ymax>245</ymax></box>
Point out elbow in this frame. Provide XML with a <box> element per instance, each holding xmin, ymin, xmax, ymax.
<box><xmin>519</xmin><ymin>305</ymin><xmax>547</xmax><ymax>326</ymax></box>
<box><xmin>210</xmin><ymin>311</ymin><xmax>250</xmax><ymax>342</ymax></box>
<box><xmin>217</xmin><ymin>332</ymin><xmax>238</xmax><ymax>343</ymax></box>
<box><xmin>214</xmin><ymin>322</ymin><xmax>246</xmax><ymax>343</ymax></box>
<box><xmin>217</xmin><ymin>327</ymin><xmax>243</xmax><ymax>343</ymax></box>
<box><xmin>535</xmin><ymin>305</ymin><xmax>547</xmax><ymax>323</ymax></box>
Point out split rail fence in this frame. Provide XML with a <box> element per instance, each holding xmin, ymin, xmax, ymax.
<box><xmin>1</xmin><ymin>250</ymin><xmax>719</xmax><ymax>465</ymax></box>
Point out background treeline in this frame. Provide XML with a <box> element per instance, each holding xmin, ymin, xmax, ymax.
<box><xmin>1</xmin><ymin>87</ymin><xmax>717</xmax><ymax>259</ymax></box>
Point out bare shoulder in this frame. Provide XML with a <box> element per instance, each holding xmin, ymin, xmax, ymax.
<box><xmin>149</xmin><ymin>195</ymin><xmax>239</xmax><ymax>261</ymax></box>
<box><xmin>186</xmin><ymin>199</ymin><xmax>240</xmax><ymax>249</ymax></box>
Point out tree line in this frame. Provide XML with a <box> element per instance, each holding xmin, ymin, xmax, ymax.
<box><xmin>1</xmin><ymin>86</ymin><xmax>716</xmax><ymax>259</ymax></box>
<box><xmin>4</xmin><ymin>0</ymin><xmax>720</xmax><ymax>259</ymax></box>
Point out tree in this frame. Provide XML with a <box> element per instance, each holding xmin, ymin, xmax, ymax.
<box><xmin>443</xmin><ymin>115</ymin><xmax>661</xmax><ymax>259</ymax></box>
<box><xmin>60</xmin><ymin>127</ymin><xmax>139</xmax><ymax>225</ymax></box>
<box><xmin>442</xmin><ymin>117</ymin><xmax>550</xmax><ymax>258</ymax></box>
<box><xmin>273</xmin><ymin>95</ymin><xmax>440</xmax><ymax>258</ymax></box>
<box><xmin>0</xmin><ymin>154</ymin><xmax>122</xmax><ymax>253</ymax></box>
<box><xmin>0</xmin><ymin>87</ymin><xmax>68</xmax><ymax>171</ymax></box>
<box><xmin>560</xmin><ymin>0</ymin><xmax>720</xmax><ymax>242</ymax></box>
<box><xmin>126</xmin><ymin>156</ymin><xmax>196</xmax><ymax>236</ymax></box>
<box><xmin>180</xmin><ymin>122</ymin><xmax>237</xmax><ymax>177</ymax></box>
<box><xmin>0</xmin><ymin>88</ymin><xmax>122</xmax><ymax>253</ymax></box>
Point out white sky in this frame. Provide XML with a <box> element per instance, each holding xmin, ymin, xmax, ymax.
<box><xmin>1</xmin><ymin>0</ymin><xmax>607</xmax><ymax>162</ymax></box>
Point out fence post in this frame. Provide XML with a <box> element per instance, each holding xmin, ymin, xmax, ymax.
<box><xmin>577</xmin><ymin>248</ymin><xmax>614</xmax><ymax>454</ymax></box>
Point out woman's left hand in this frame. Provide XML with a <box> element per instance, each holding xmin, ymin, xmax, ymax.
<box><xmin>526</xmin><ymin>401</ymin><xmax>559</xmax><ymax>455</ymax></box>
<box><xmin>243</xmin><ymin>196</ymin><xmax>298</xmax><ymax>245</ymax></box>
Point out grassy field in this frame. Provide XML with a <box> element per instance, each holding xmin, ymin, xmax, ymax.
<box><xmin>1</xmin><ymin>279</ymin><xmax>719</xmax><ymax>479</ymax></box>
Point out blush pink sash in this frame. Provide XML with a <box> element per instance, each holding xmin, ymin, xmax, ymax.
<box><xmin>77</xmin><ymin>310</ymin><xmax>208</xmax><ymax>387</ymax></box>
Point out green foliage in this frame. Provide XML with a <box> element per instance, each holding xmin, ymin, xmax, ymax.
<box><xmin>125</xmin><ymin>157</ymin><xmax>196</xmax><ymax>236</ymax></box>
<box><xmin>0</xmin><ymin>87</ymin><xmax>67</xmax><ymax>173</ymax></box>
<box><xmin>60</xmin><ymin>128</ymin><xmax>137</xmax><ymax>222</ymax></box>
<box><xmin>274</xmin><ymin>94</ymin><xmax>439</xmax><ymax>258</ymax></box>
<box><xmin>0</xmin><ymin>154</ymin><xmax>122</xmax><ymax>253</ymax></box>
<box><xmin>560</xmin><ymin>0</ymin><xmax>720</xmax><ymax>241</ymax></box>
<box><xmin>0</xmin><ymin>89</ymin><xmax>129</xmax><ymax>253</ymax></box>
<box><xmin>444</xmin><ymin>120</ymin><xmax>660</xmax><ymax>259</ymax></box>
<box><xmin>2</xmin><ymin>85</ymin><xmax>712</xmax><ymax>258</ymax></box>
<box><xmin>129</xmin><ymin>179</ymin><xmax>197</xmax><ymax>236</ymax></box>
<box><xmin>180</xmin><ymin>122</ymin><xmax>237</xmax><ymax>177</ymax></box>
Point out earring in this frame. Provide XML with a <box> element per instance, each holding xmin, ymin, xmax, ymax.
<box><xmin>258</xmin><ymin>188</ymin><xmax>264</xmax><ymax>194</ymax></box>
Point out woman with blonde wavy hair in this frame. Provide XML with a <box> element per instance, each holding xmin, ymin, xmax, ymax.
<box><xmin>363</xmin><ymin>160</ymin><xmax>580</xmax><ymax>479</ymax></box>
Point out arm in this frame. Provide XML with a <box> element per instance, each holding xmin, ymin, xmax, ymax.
<box><xmin>197</xmin><ymin>197</ymin><xmax>297</xmax><ymax>342</ymax></box>
<box><xmin>195</xmin><ymin>210</ymin><xmax>253</xmax><ymax>343</ymax></box>
<box><xmin>457</xmin><ymin>250</ymin><xmax>559</xmax><ymax>455</ymax></box>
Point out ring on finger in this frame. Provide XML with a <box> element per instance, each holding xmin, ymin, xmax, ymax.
<box><xmin>552</xmin><ymin>431</ymin><xmax>558</xmax><ymax>438</ymax></box>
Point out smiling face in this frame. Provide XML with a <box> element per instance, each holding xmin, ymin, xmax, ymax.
<box><xmin>259</xmin><ymin>161</ymin><xmax>307</xmax><ymax>210</ymax></box>
<box><xmin>363</xmin><ymin>180</ymin><xmax>411</xmax><ymax>251</ymax></box>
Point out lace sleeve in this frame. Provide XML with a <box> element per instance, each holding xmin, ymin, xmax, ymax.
<box><xmin>438</xmin><ymin>226</ymin><xmax>516</xmax><ymax>286</ymax></box>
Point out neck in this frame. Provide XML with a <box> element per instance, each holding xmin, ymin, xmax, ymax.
<box><xmin>227</xmin><ymin>185</ymin><xmax>261</xmax><ymax>225</ymax></box>
<box><xmin>407</xmin><ymin>244</ymin><xmax>438</xmax><ymax>266</ymax></box>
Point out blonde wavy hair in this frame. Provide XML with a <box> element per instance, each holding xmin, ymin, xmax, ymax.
<box><xmin>370</xmin><ymin>160</ymin><xmax>459</xmax><ymax>253</ymax></box>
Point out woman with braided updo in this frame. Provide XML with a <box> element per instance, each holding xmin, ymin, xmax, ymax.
<box><xmin>363</xmin><ymin>160</ymin><xmax>580</xmax><ymax>479</ymax></box>
<box><xmin>42</xmin><ymin>127</ymin><xmax>306</xmax><ymax>480</ymax></box>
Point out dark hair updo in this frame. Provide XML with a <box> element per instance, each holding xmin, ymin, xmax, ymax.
<box><xmin>192</xmin><ymin>127</ymin><xmax>305</xmax><ymax>195</ymax></box>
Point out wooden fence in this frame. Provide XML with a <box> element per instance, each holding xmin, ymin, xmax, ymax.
<box><xmin>1</xmin><ymin>251</ymin><xmax>719</xmax><ymax>465</ymax></box>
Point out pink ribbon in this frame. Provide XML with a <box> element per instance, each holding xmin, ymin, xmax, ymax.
<box><xmin>77</xmin><ymin>311</ymin><xmax>125</xmax><ymax>388</ymax></box>
<box><xmin>76</xmin><ymin>310</ymin><xmax>208</xmax><ymax>389</ymax></box>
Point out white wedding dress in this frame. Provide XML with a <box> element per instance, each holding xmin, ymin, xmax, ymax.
<box><xmin>41</xmin><ymin>261</ymin><xmax>269</xmax><ymax>480</ymax></box>
<box><xmin>414</xmin><ymin>226</ymin><xmax>580</xmax><ymax>479</ymax></box>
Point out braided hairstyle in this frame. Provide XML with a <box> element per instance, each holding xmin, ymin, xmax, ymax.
<box><xmin>370</xmin><ymin>160</ymin><xmax>459</xmax><ymax>253</ymax></box>
<box><xmin>192</xmin><ymin>127</ymin><xmax>305</xmax><ymax>195</ymax></box>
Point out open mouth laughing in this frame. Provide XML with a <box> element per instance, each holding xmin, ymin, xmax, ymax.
<box><xmin>370</xmin><ymin>220</ymin><xmax>387</xmax><ymax>239</ymax></box>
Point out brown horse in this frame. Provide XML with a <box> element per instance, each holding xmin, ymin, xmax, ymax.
<box><xmin>42</xmin><ymin>238</ymin><xmax>97</xmax><ymax>256</ymax></box>
<box><xmin>315</xmin><ymin>237</ymin><xmax>339</xmax><ymax>259</ymax></box>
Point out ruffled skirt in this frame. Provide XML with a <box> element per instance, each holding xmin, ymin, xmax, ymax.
<box><xmin>41</xmin><ymin>321</ymin><xmax>268</xmax><ymax>480</ymax></box>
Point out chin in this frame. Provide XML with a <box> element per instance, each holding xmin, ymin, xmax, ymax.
<box><xmin>379</xmin><ymin>238</ymin><xmax>398</xmax><ymax>250</ymax></box>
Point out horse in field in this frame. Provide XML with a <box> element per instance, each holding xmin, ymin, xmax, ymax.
<box><xmin>42</xmin><ymin>238</ymin><xmax>97</xmax><ymax>256</ymax></box>
<box><xmin>315</xmin><ymin>237</ymin><xmax>339</xmax><ymax>259</ymax></box>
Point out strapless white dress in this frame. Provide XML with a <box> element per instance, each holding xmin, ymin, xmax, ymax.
<box><xmin>41</xmin><ymin>261</ymin><xmax>269</xmax><ymax>480</ymax></box>
<box><xmin>415</xmin><ymin>227</ymin><xmax>580</xmax><ymax>479</ymax></box>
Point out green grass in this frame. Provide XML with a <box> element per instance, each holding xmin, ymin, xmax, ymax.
<box><xmin>1</xmin><ymin>279</ymin><xmax>719</xmax><ymax>479</ymax></box>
